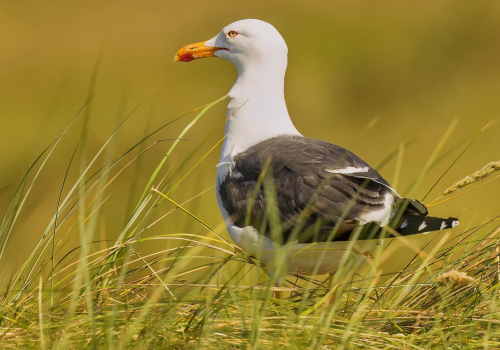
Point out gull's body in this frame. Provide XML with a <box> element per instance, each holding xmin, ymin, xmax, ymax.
<box><xmin>175</xmin><ymin>19</ymin><xmax>458</xmax><ymax>277</ymax></box>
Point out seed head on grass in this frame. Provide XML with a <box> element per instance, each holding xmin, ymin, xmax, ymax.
<box><xmin>435</xmin><ymin>270</ymin><xmax>476</xmax><ymax>286</ymax></box>
<box><xmin>442</xmin><ymin>160</ymin><xmax>500</xmax><ymax>196</ymax></box>
<box><xmin>3</xmin><ymin>97</ymin><xmax>500</xmax><ymax>349</ymax></box>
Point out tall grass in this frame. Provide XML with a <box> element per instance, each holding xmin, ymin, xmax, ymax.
<box><xmin>0</xmin><ymin>95</ymin><xmax>499</xmax><ymax>349</ymax></box>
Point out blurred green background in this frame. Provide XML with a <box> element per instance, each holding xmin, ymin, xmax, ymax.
<box><xmin>1</xmin><ymin>0</ymin><xmax>499</xmax><ymax>277</ymax></box>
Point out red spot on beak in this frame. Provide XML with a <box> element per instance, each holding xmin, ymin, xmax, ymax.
<box><xmin>174</xmin><ymin>40</ymin><xmax>229</xmax><ymax>63</ymax></box>
<box><xmin>177</xmin><ymin>53</ymin><xmax>195</xmax><ymax>62</ymax></box>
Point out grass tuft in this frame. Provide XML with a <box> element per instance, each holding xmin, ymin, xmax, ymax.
<box><xmin>0</xmin><ymin>97</ymin><xmax>499</xmax><ymax>349</ymax></box>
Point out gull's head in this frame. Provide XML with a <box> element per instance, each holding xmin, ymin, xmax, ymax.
<box><xmin>174</xmin><ymin>19</ymin><xmax>288</xmax><ymax>71</ymax></box>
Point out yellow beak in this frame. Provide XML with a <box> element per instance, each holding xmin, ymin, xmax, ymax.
<box><xmin>174</xmin><ymin>40</ymin><xmax>226</xmax><ymax>62</ymax></box>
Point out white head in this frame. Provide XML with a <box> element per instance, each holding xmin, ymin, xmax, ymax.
<box><xmin>174</xmin><ymin>19</ymin><xmax>288</xmax><ymax>73</ymax></box>
<box><xmin>175</xmin><ymin>19</ymin><xmax>300</xmax><ymax>159</ymax></box>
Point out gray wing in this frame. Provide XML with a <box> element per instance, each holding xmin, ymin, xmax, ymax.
<box><xmin>218</xmin><ymin>135</ymin><xmax>394</xmax><ymax>243</ymax></box>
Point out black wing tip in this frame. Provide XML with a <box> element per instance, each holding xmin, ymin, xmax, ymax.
<box><xmin>398</xmin><ymin>216</ymin><xmax>459</xmax><ymax>235</ymax></box>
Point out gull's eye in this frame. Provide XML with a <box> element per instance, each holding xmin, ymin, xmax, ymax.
<box><xmin>227</xmin><ymin>30</ymin><xmax>238</xmax><ymax>38</ymax></box>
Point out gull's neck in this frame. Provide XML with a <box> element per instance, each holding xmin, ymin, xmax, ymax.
<box><xmin>220</xmin><ymin>61</ymin><xmax>301</xmax><ymax>162</ymax></box>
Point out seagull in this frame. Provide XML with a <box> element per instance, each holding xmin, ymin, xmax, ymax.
<box><xmin>174</xmin><ymin>19</ymin><xmax>459</xmax><ymax>277</ymax></box>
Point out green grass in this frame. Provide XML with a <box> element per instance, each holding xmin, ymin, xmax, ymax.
<box><xmin>1</xmin><ymin>96</ymin><xmax>499</xmax><ymax>349</ymax></box>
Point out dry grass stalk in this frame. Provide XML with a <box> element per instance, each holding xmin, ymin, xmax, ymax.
<box><xmin>435</xmin><ymin>270</ymin><xmax>476</xmax><ymax>286</ymax></box>
<box><xmin>443</xmin><ymin>160</ymin><xmax>500</xmax><ymax>196</ymax></box>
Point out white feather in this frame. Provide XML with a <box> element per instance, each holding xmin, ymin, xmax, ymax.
<box><xmin>440</xmin><ymin>221</ymin><xmax>447</xmax><ymax>230</ymax></box>
<box><xmin>326</xmin><ymin>166</ymin><xmax>369</xmax><ymax>174</ymax></box>
<box><xmin>358</xmin><ymin>192</ymin><xmax>394</xmax><ymax>226</ymax></box>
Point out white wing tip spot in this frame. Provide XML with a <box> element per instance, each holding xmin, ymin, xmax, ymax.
<box><xmin>326</xmin><ymin>166</ymin><xmax>369</xmax><ymax>174</ymax></box>
<box><xmin>440</xmin><ymin>221</ymin><xmax>447</xmax><ymax>230</ymax></box>
<box><xmin>452</xmin><ymin>220</ymin><xmax>459</xmax><ymax>228</ymax></box>
<box><xmin>400</xmin><ymin>220</ymin><xmax>408</xmax><ymax>229</ymax></box>
<box><xmin>418</xmin><ymin>222</ymin><xmax>427</xmax><ymax>231</ymax></box>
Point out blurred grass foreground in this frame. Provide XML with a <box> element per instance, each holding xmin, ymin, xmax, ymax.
<box><xmin>0</xmin><ymin>94</ymin><xmax>499</xmax><ymax>349</ymax></box>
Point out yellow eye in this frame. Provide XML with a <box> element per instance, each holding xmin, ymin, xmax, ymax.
<box><xmin>228</xmin><ymin>30</ymin><xmax>238</xmax><ymax>38</ymax></box>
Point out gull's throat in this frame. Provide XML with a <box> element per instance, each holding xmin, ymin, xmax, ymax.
<box><xmin>219</xmin><ymin>64</ymin><xmax>301</xmax><ymax>162</ymax></box>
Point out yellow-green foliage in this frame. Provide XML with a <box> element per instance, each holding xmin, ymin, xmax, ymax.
<box><xmin>0</xmin><ymin>100</ymin><xmax>499</xmax><ymax>349</ymax></box>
